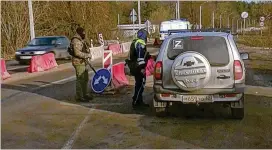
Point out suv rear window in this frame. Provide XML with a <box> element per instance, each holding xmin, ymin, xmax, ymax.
<box><xmin>167</xmin><ymin>36</ymin><xmax>229</xmax><ymax>66</ymax></box>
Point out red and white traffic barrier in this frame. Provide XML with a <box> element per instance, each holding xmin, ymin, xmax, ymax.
<box><xmin>103</xmin><ymin>50</ymin><xmax>113</xmax><ymax>71</ymax></box>
<box><xmin>108</xmin><ymin>43</ymin><xmax>122</xmax><ymax>55</ymax></box>
<box><xmin>145</xmin><ymin>58</ymin><xmax>155</xmax><ymax>77</ymax></box>
<box><xmin>1</xmin><ymin>58</ymin><xmax>11</xmax><ymax>80</ymax></box>
<box><xmin>103</xmin><ymin>50</ymin><xmax>113</xmax><ymax>87</ymax></box>
<box><xmin>112</xmin><ymin>62</ymin><xmax>129</xmax><ymax>88</ymax></box>
<box><xmin>28</xmin><ymin>53</ymin><xmax>58</xmax><ymax>73</ymax></box>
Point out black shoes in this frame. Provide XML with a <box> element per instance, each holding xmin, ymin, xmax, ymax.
<box><xmin>132</xmin><ymin>100</ymin><xmax>149</xmax><ymax>108</ymax></box>
<box><xmin>76</xmin><ymin>98</ymin><xmax>89</xmax><ymax>102</ymax></box>
<box><xmin>84</xmin><ymin>94</ymin><xmax>93</xmax><ymax>100</ymax></box>
<box><xmin>76</xmin><ymin>94</ymin><xmax>93</xmax><ymax>102</ymax></box>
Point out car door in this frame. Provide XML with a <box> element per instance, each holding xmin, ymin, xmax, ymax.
<box><xmin>55</xmin><ymin>37</ymin><xmax>69</xmax><ymax>58</ymax></box>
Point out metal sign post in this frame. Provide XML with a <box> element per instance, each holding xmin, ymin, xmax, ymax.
<box><xmin>260</xmin><ymin>16</ymin><xmax>265</xmax><ymax>36</ymax></box>
<box><xmin>241</xmin><ymin>11</ymin><xmax>249</xmax><ymax>36</ymax></box>
<box><xmin>28</xmin><ymin>0</ymin><xmax>35</xmax><ymax>40</ymax></box>
<box><xmin>130</xmin><ymin>8</ymin><xmax>137</xmax><ymax>38</ymax></box>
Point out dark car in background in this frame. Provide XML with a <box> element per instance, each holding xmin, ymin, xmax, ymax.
<box><xmin>15</xmin><ymin>36</ymin><xmax>71</xmax><ymax>64</ymax></box>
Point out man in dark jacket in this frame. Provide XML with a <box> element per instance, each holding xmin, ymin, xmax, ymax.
<box><xmin>71</xmin><ymin>27</ymin><xmax>93</xmax><ymax>102</ymax></box>
<box><xmin>130</xmin><ymin>29</ymin><xmax>151</xmax><ymax>108</ymax></box>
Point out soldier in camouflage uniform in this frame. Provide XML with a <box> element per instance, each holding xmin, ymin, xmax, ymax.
<box><xmin>71</xmin><ymin>27</ymin><xmax>93</xmax><ymax>102</ymax></box>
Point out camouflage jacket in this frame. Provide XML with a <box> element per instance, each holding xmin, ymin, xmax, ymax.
<box><xmin>71</xmin><ymin>34</ymin><xmax>91</xmax><ymax>65</ymax></box>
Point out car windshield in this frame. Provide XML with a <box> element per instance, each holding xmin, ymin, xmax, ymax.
<box><xmin>28</xmin><ymin>37</ymin><xmax>57</xmax><ymax>46</ymax></box>
<box><xmin>167</xmin><ymin>36</ymin><xmax>230</xmax><ymax>66</ymax></box>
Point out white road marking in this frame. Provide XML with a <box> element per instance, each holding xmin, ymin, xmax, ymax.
<box><xmin>1</xmin><ymin>71</ymin><xmax>94</xmax><ymax>102</ymax></box>
<box><xmin>61</xmin><ymin>108</ymin><xmax>93</xmax><ymax>149</ymax></box>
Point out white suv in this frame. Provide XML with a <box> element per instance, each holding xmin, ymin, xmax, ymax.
<box><xmin>153</xmin><ymin>31</ymin><xmax>249</xmax><ymax>119</ymax></box>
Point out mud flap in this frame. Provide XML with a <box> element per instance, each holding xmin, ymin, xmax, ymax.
<box><xmin>231</xmin><ymin>95</ymin><xmax>244</xmax><ymax>108</ymax></box>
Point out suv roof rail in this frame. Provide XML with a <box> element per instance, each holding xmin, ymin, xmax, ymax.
<box><xmin>168</xmin><ymin>28</ymin><xmax>231</xmax><ymax>35</ymax></box>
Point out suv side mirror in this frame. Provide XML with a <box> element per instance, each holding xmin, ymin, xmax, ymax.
<box><xmin>240</xmin><ymin>52</ymin><xmax>249</xmax><ymax>60</ymax></box>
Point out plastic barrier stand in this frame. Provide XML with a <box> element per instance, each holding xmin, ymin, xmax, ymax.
<box><xmin>1</xmin><ymin>58</ymin><xmax>11</xmax><ymax>80</ymax></box>
<box><xmin>112</xmin><ymin>62</ymin><xmax>129</xmax><ymax>88</ymax></box>
<box><xmin>28</xmin><ymin>55</ymin><xmax>46</xmax><ymax>73</ymax></box>
<box><xmin>121</xmin><ymin>42</ymin><xmax>132</xmax><ymax>53</ymax></box>
<box><xmin>108</xmin><ymin>44</ymin><xmax>121</xmax><ymax>55</ymax></box>
<box><xmin>145</xmin><ymin>58</ymin><xmax>155</xmax><ymax>77</ymax></box>
<box><xmin>90</xmin><ymin>46</ymin><xmax>104</xmax><ymax>60</ymax></box>
<box><xmin>43</xmin><ymin>53</ymin><xmax>58</xmax><ymax>70</ymax></box>
<box><xmin>28</xmin><ymin>53</ymin><xmax>58</xmax><ymax>73</ymax></box>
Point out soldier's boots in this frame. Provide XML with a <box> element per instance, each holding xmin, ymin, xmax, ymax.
<box><xmin>76</xmin><ymin>94</ymin><xmax>93</xmax><ymax>102</ymax></box>
<box><xmin>84</xmin><ymin>94</ymin><xmax>93</xmax><ymax>100</ymax></box>
<box><xmin>76</xmin><ymin>98</ymin><xmax>89</xmax><ymax>102</ymax></box>
<box><xmin>132</xmin><ymin>99</ymin><xmax>149</xmax><ymax>108</ymax></box>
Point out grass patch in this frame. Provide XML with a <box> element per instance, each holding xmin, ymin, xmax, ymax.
<box><xmin>237</xmin><ymin>35</ymin><xmax>272</xmax><ymax>48</ymax></box>
<box><xmin>140</xmin><ymin>95</ymin><xmax>272</xmax><ymax>149</ymax></box>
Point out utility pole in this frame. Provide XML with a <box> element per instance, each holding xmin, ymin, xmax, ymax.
<box><xmin>228</xmin><ymin>13</ymin><xmax>234</xmax><ymax>28</ymax></box>
<box><xmin>138</xmin><ymin>0</ymin><xmax>141</xmax><ymax>30</ymax></box>
<box><xmin>212</xmin><ymin>11</ymin><xmax>215</xmax><ymax>28</ymax></box>
<box><xmin>118</xmin><ymin>14</ymin><xmax>120</xmax><ymax>25</ymax></box>
<box><xmin>237</xmin><ymin>19</ymin><xmax>239</xmax><ymax>33</ymax></box>
<box><xmin>220</xmin><ymin>14</ymin><xmax>222</xmax><ymax>28</ymax></box>
<box><xmin>177</xmin><ymin>1</ymin><xmax>180</xmax><ymax>19</ymax></box>
<box><xmin>200</xmin><ymin>1</ymin><xmax>208</xmax><ymax>29</ymax></box>
<box><xmin>243</xmin><ymin>18</ymin><xmax>246</xmax><ymax>36</ymax></box>
<box><xmin>200</xmin><ymin>5</ymin><xmax>202</xmax><ymax>29</ymax></box>
<box><xmin>175</xmin><ymin>2</ymin><xmax>178</xmax><ymax>19</ymax></box>
<box><xmin>28</xmin><ymin>0</ymin><xmax>35</xmax><ymax>40</ymax></box>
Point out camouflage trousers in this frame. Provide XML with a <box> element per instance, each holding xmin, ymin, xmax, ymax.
<box><xmin>73</xmin><ymin>64</ymin><xmax>89</xmax><ymax>99</ymax></box>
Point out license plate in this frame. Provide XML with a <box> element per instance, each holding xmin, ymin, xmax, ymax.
<box><xmin>20</xmin><ymin>56</ymin><xmax>32</xmax><ymax>59</ymax></box>
<box><xmin>182</xmin><ymin>95</ymin><xmax>213</xmax><ymax>103</ymax></box>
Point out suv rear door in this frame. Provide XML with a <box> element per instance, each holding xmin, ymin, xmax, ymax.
<box><xmin>162</xmin><ymin>34</ymin><xmax>235</xmax><ymax>92</ymax></box>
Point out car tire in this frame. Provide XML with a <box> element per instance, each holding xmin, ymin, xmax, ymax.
<box><xmin>19</xmin><ymin>61</ymin><xmax>28</xmax><ymax>65</ymax></box>
<box><xmin>231</xmin><ymin>107</ymin><xmax>244</xmax><ymax>120</ymax></box>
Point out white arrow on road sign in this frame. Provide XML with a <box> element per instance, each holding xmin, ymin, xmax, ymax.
<box><xmin>101</xmin><ymin>76</ymin><xmax>108</xmax><ymax>84</ymax></box>
<box><xmin>130</xmin><ymin>8</ymin><xmax>137</xmax><ymax>23</ymax></box>
<box><xmin>241</xmin><ymin>12</ymin><xmax>248</xmax><ymax>19</ymax></box>
<box><xmin>260</xmin><ymin>16</ymin><xmax>265</xmax><ymax>22</ymax></box>
<box><xmin>94</xmin><ymin>76</ymin><xmax>101</xmax><ymax>85</ymax></box>
<box><xmin>130</xmin><ymin>8</ymin><xmax>137</xmax><ymax>16</ymax></box>
<box><xmin>94</xmin><ymin>76</ymin><xmax>108</xmax><ymax>85</ymax></box>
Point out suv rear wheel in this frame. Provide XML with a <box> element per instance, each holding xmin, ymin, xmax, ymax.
<box><xmin>231</xmin><ymin>107</ymin><xmax>244</xmax><ymax>120</ymax></box>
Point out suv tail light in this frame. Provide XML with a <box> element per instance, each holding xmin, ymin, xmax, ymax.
<box><xmin>234</xmin><ymin>60</ymin><xmax>243</xmax><ymax>80</ymax></box>
<box><xmin>154</xmin><ymin>61</ymin><xmax>162</xmax><ymax>80</ymax></box>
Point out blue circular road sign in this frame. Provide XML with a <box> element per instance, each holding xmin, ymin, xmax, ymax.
<box><xmin>90</xmin><ymin>68</ymin><xmax>111</xmax><ymax>94</ymax></box>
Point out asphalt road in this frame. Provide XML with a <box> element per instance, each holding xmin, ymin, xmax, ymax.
<box><xmin>1</xmin><ymin>46</ymin><xmax>272</xmax><ymax>149</ymax></box>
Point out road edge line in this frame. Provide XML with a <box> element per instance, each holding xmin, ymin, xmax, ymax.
<box><xmin>61</xmin><ymin>108</ymin><xmax>94</xmax><ymax>149</ymax></box>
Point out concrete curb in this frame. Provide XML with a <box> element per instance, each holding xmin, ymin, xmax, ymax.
<box><xmin>2</xmin><ymin>63</ymin><xmax>73</xmax><ymax>84</ymax></box>
<box><xmin>245</xmin><ymin>85</ymin><xmax>272</xmax><ymax>97</ymax></box>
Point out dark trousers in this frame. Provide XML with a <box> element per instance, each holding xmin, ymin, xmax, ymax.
<box><xmin>132</xmin><ymin>72</ymin><xmax>146</xmax><ymax>105</ymax></box>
